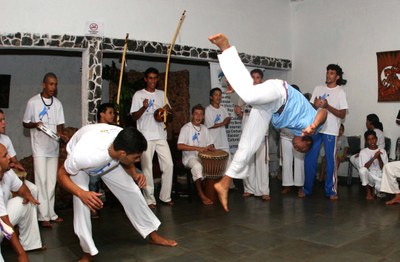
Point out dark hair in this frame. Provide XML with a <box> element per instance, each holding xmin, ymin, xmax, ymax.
<box><xmin>291</xmin><ymin>84</ymin><xmax>300</xmax><ymax>92</ymax></box>
<box><xmin>97</xmin><ymin>103</ymin><xmax>115</xmax><ymax>122</ymax></box>
<box><xmin>364</xmin><ymin>130</ymin><xmax>377</xmax><ymax>141</ymax></box>
<box><xmin>113</xmin><ymin>127</ymin><xmax>147</xmax><ymax>154</ymax></box>
<box><xmin>367</xmin><ymin>113</ymin><xmax>383</xmax><ymax>131</ymax></box>
<box><xmin>42</xmin><ymin>72</ymin><xmax>57</xmax><ymax>83</ymax></box>
<box><xmin>326</xmin><ymin>64</ymin><xmax>347</xmax><ymax>85</ymax></box>
<box><xmin>250</xmin><ymin>69</ymin><xmax>264</xmax><ymax>78</ymax></box>
<box><xmin>303</xmin><ymin>92</ymin><xmax>312</xmax><ymax>100</ymax></box>
<box><xmin>191</xmin><ymin>104</ymin><xmax>205</xmax><ymax>114</ymax></box>
<box><xmin>0</xmin><ymin>109</ymin><xmax>4</xmax><ymax>114</ymax></box>
<box><xmin>144</xmin><ymin>67</ymin><xmax>159</xmax><ymax>78</ymax></box>
<box><xmin>210</xmin><ymin>87</ymin><xmax>222</xmax><ymax>97</ymax></box>
<box><xmin>302</xmin><ymin>136</ymin><xmax>313</xmax><ymax>152</ymax></box>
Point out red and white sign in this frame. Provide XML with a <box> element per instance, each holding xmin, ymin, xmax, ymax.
<box><xmin>85</xmin><ymin>21</ymin><xmax>104</xmax><ymax>37</ymax></box>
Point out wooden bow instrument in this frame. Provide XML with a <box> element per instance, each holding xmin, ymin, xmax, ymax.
<box><xmin>116</xmin><ymin>33</ymin><xmax>129</xmax><ymax>126</ymax></box>
<box><xmin>160</xmin><ymin>10</ymin><xmax>186</xmax><ymax>128</ymax></box>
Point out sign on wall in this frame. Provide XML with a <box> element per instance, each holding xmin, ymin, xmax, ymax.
<box><xmin>377</xmin><ymin>50</ymin><xmax>400</xmax><ymax>102</ymax></box>
<box><xmin>85</xmin><ymin>21</ymin><xmax>104</xmax><ymax>37</ymax></box>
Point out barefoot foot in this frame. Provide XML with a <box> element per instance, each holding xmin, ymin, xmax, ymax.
<box><xmin>242</xmin><ymin>192</ymin><xmax>251</xmax><ymax>197</ymax></box>
<box><xmin>297</xmin><ymin>188</ymin><xmax>305</xmax><ymax>198</ymax></box>
<box><xmin>366</xmin><ymin>194</ymin><xmax>374</xmax><ymax>200</ymax></box>
<box><xmin>329</xmin><ymin>195</ymin><xmax>338</xmax><ymax>201</ymax></box>
<box><xmin>78</xmin><ymin>253</ymin><xmax>93</xmax><ymax>262</ymax></box>
<box><xmin>149</xmin><ymin>232</ymin><xmax>178</xmax><ymax>247</ymax></box>
<box><xmin>261</xmin><ymin>195</ymin><xmax>271</xmax><ymax>201</ymax></box>
<box><xmin>281</xmin><ymin>187</ymin><xmax>291</xmax><ymax>194</ymax></box>
<box><xmin>214</xmin><ymin>180</ymin><xmax>230</xmax><ymax>212</ymax></box>
<box><xmin>200</xmin><ymin>196</ymin><xmax>214</xmax><ymax>205</ymax></box>
<box><xmin>386</xmin><ymin>195</ymin><xmax>400</xmax><ymax>205</ymax></box>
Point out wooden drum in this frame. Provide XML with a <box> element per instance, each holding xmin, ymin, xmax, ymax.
<box><xmin>198</xmin><ymin>150</ymin><xmax>229</xmax><ymax>202</ymax></box>
<box><xmin>198</xmin><ymin>150</ymin><xmax>229</xmax><ymax>179</ymax></box>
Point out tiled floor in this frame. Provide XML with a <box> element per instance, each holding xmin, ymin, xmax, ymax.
<box><xmin>3</xmin><ymin>177</ymin><xmax>400</xmax><ymax>262</ymax></box>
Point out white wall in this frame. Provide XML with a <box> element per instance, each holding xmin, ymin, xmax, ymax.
<box><xmin>1</xmin><ymin>0</ymin><xmax>292</xmax><ymax>59</ymax></box>
<box><xmin>291</xmin><ymin>0</ymin><xmax>400</xmax><ymax>157</ymax></box>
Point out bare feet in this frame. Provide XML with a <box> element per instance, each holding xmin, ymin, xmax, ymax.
<box><xmin>242</xmin><ymin>192</ymin><xmax>251</xmax><ymax>197</ymax></box>
<box><xmin>297</xmin><ymin>188</ymin><xmax>305</xmax><ymax>198</ymax></box>
<box><xmin>281</xmin><ymin>187</ymin><xmax>291</xmax><ymax>194</ymax></box>
<box><xmin>41</xmin><ymin>221</ymin><xmax>52</xmax><ymax>228</ymax></box>
<box><xmin>149</xmin><ymin>232</ymin><xmax>178</xmax><ymax>247</ymax></box>
<box><xmin>78</xmin><ymin>253</ymin><xmax>93</xmax><ymax>262</ymax></box>
<box><xmin>386</xmin><ymin>195</ymin><xmax>400</xmax><ymax>205</ymax></box>
<box><xmin>208</xmin><ymin>33</ymin><xmax>231</xmax><ymax>51</ymax></box>
<box><xmin>261</xmin><ymin>195</ymin><xmax>271</xmax><ymax>201</ymax></box>
<box><xmin>366</xmin><ymin>194</ymin><xmax>374</xmax><ymax>200</ymax></box>
<box><xmin>161</xmin><ymin>201</ymin><xmax>174</xmax><ymax>206</ymax></box>
<box><xmin>148</xmin><ymin>204</ymin><xmax>156</xmax><ymax>209</ymax></box>
<box><xmin>329</xmin><ymin>195</ymin><xmax>338</xmax><ymax>201</ymax></box>
<box><xmin>200</xmin><ymin>196</ymin><xmax>214</xmax><ymax>205</ymax></box>
<box><xmin>52</xmin><ymin>217</ymin><xmax>63</xmax><ymax>223</ymax></box>
<box><xmin>214</xmin><ymin>176</ymin><xmax>231</xmax><ymax>212</ymax></box>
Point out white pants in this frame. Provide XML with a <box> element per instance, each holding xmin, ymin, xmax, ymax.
<box><xmin>359</xmin><ymin>167</ymin><xmax>382</xmax><ymax>191</ymax></box>
<box><xmin>71</xmin><ymin>165</ymin><xmax>161</xmax><ymax>256</ymax></box>
<box><xmin>281</xmin><ymin>137</ymin><xmax>305</xmax><ymax>187</ymax></box>
<box><xmin>186</xmin><ymin>157</ymin><xmax>204</xmax><ymax>182</ymax></box>
<box><xmin>8</xmin><ymin>180</ymin><xmax>42</xmax><ymax>251</ymax></box>
<box><xmin>34</xmin><ymin>156</ymin><xmax>59</xmax><ymax>221</ymax></box>
<box><xmin>141</xmin><ymin>139</ymin><xmax>173</xmax><ymax>205</ymax></box>
<box><xmin>227</xmin><ymin>108</ymin><xmax>274</xmax><ymax>178</ymax></box>
<box><xmin>219</xmin><ymin>48</ymin><xmax>284</xmax><ymax>178</ymax></box>
<box><xmin>243</xmin><ymin>136</ymin><xmax>270</xmax><ymax>196</ymax></box>
<box><xmin>380</xmin><ymin>161</ymin><xmax>400</xmax><ymax>194</ymax></box>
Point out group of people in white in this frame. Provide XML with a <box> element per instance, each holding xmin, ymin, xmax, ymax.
<box><xmin>1</xmin><ymin>33</ymin><xmax>400</xmax><ymax>262</ymax></box>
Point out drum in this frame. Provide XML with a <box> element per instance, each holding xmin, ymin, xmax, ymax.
<box><xmin>199</xmin><ymin>149</ymin><xmax>229</xmax><ymax>202</ymax></box>
<box><xmin>198</xmin><ymin>149</ymin><xmax>229</xmax><ymax>179</ymax></box>
<box><xmin>38</xmin><ymin>125</ymin><xmax>60</xmax><ymax>142</ymax></box>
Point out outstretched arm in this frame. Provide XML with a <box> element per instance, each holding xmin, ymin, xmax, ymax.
<box><xmin>302</xmin><ymin>109</ymin><xmax>327</xmax><ymax>136</ymax></box>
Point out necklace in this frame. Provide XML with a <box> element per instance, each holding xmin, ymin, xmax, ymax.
<box><xmin>192</xmin><ymin>123</ymin><xmax>201</xmax><ymax>133</ymax></box>
<box><xmin>40</xmin><ymin>93</ymin><xmax>53</xmax><ymax>109</ymax></box>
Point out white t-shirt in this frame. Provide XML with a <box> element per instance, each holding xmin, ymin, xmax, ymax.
<box><xmin>130</xmin><ymin>89</ymin><xmax>170</xmax><ymax>141</ymax></box>
<box><xmin>177</xmin><ymin>122</ymin><xmax>213</xmax><ymax>166</ymax></box>
<box><xmin>0</xmin><ymin>135</ymin><xmax>16</xmax><ymax>158</ymax></box>
<box><xmin>1</xmin><ymin>169</ymin><xmax>23</xmax><ymax>207</ymax></box>
<box><xmin>359</xmin><ymin>147</ymin><xmax>388</xmax><ymax>174</ymax></box>
<box><xmin>310</xmin><ymin>85</ymin><xmax>348</xmax><ymax>136</ymax></box>
<box><xmin>23</xmin><ymin>94</ymin><xmax>65</xmax><ymax>157</ymax></box>
<box><xmin>205</xmin><ymin>105</ymin><xmax>230</xmax><ymax>151</ymax></box>
<box><xmin>64</xmin><ymin>124</ymin><xmax>121</xmax><ymax>176</ymax></box>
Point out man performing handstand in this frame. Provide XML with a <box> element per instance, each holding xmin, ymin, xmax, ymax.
<box><xmin>208</xmin><ymin>33</ymin><xmax>327</xmax><ymax>212</ymax></box>
<box><xmin>57</xmin><ymin>124</ymin><xmax>177</xmax><ymax>262</ymax></box>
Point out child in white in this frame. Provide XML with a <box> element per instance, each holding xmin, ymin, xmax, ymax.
<box><xmin>177</xmin><ymin>104</ymin><xmax>215</xmax><ymax>205</ymax></box>
<box><xmin>130</xmin><ymin>67</ymin><xmax>174</xmax><ymax>207</ymax></box>
<box><xmin>205</xmin><ymin>88</ymin><xmax>231</xmax><ymax>153</ymax></box>
<box><xmin>358</xmin><ymin>130</ymin><xmax>388</xmax><ymax>200</ymax></box>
